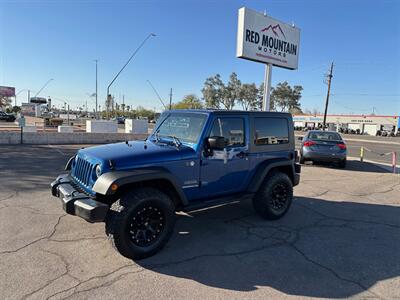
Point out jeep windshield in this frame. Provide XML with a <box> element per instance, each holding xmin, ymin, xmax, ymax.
<box><xmin>150</xmin><ymin>113</ymin><xmax>207</xmax><ymax>146</ymax></box>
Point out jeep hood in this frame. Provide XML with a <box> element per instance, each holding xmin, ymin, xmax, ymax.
<box><xmin>77</xmin><ymin>140</ymin><xmax>194</xmax><ymax>170</ymax></box>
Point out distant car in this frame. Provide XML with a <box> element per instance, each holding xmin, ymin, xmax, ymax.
<box><xmin>299</xmin><ymin>130</ymin><xmax>347</xmax><ymax>168</ymax></box>
<box><xmin>0</xmin><ymin>111</ymin><xmax>16</xmax><ymax>122</ymax></box>
<box><xmin>116</xmin><ymin>116</ymin><xmax>125</xmax><ymax>124</ymax></box>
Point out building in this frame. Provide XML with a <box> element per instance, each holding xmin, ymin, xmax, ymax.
<box><xmin>293</xmin><ymin>114</ymin><xmax>399</xmax><ymax>135</ymax></box>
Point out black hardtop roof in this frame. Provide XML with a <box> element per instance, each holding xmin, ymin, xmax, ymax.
<box><xmin>168</xmin><ymin>109</ymin><xmax>292</xmax><ymax>118</ymax></box>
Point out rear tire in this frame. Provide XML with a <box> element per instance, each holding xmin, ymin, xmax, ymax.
<box><xmin>299</xmin><ymin>155</ymin><xmax>305</xmax><ymax>164</ymax></box>
<box><xmin>253</xmin><ymin>171</ymin><xmax>293</xmax><ymax>220</ymax></box>
<box><xmin>106</xmin><ymin>187</ymin><xmax>176</xmax><ymax>260</ymax></box>
<box><xmin>338</xmin><ymin>159</ymin><xmax>346</xmax><ymax>168</ymax></box>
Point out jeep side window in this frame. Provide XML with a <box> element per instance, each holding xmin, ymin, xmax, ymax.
<box><xmin>210</xmin><ymin>118</ymin><xmax>245</xmax><ymax>147</ymax></box>
<box><xmin>254</xmin><ymin>117</ymin><xmax>289</xmax><ymax>145</ymax></box>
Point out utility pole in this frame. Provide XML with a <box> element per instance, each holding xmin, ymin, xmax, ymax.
<box><xmin>94</xmin><ymin>59</ymin><xmax>98</xmax><ymax>119</ymax></box>
<box><xmin>322</xmin><ymin>62</ymin><xmax>334</xmax><ymax>131</ymax></box>
<box><xmin>169</xmin><ymin>88</ymin><xmax>172</xmax><ymax>110</ymax></box>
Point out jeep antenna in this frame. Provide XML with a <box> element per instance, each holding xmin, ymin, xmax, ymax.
<box><xmin>146</xmin><ymin>80</ymin><xmax>167</xmax><ymax>110</ymax></box>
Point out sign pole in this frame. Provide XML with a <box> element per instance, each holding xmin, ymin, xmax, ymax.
<box><xmin>263</xmin><ymin>63</ymin><xmax>272</xmax><ymax>111</ymax></box>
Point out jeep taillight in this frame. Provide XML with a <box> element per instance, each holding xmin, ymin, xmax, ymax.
<box><xmin>337</xmin><ymin>143</ymin><xmax>346</xmax><ymax>150</ymax></box>
<box><xmin>303</xmin><ymin>141</ymin><xmax>316</xmax><ymax>147</ymax></box>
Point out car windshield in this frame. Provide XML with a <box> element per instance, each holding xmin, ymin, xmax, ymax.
<box><xmin>308</xmin><ymin>131</ymin><xmax>342</xmax><ymax>141</ymax></box>
<box><xmin>151</xmin><ymin>113</ymin><xmax>207</xmax><ymax>145</ymax></box>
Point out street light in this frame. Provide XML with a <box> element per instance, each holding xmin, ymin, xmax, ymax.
<box><xmin>34</xmin><ymin>78</ymin><xmax>54</xmax><ymax>97</ymax></box>
<box><xmin>106</xmin><ymin>33</ymin><xmax>156</xmax><ymax>117</ymax></box>
<box><xmin>15</xmin><ymin>89</ymin><xmax>29</xmax><ymax>107</ymax></box>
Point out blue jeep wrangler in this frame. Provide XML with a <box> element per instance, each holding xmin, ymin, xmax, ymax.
<box><xmin>51</xmin><ymin>110</ymin><xmax>300</xmax><ymax>259</ymax></box>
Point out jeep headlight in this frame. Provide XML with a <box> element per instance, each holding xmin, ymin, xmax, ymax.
<box><xmin>95</xmin><ymin>165</ymin><xmax>102</xmax><ymax>178</ymax></box>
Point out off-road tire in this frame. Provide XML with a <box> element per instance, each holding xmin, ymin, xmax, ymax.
<box><xmin>253</xmin><ymin>171</ymin><xmax>293</xmax><ymax>220</ymax></box>
<box><xmin>105</xmin><ymin>187</ymin><xmax>176</xmax><ymax>260</ymax></box>
<box><xmin>338</xmin><ymin>159</ymin><xmax>346</xmax><ymax>169</ymax></box>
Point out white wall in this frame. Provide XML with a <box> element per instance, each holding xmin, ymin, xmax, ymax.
<box><xmin>86</xmin><ymin>120</ymin><xmax>118</xmax><ymax>133</ymax></box>
<box><xmin>125</xmin><ymin>119</ymin><xmax>148</xmax><ymax>134</ymax></box>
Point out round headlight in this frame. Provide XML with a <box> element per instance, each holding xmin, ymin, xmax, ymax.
<box><xmin>95</xmin><ymin>165</ymin><xmax>102</xmax><ymax>178</ymax></box>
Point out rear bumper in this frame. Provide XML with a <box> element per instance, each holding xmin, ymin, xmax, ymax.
<box><xmin>302</xmin><ymin>151</ymin><xmax>346</xmax><ymax>162</ymax></box>
<box><xmin>51</xmin><ymin>174</ymin><xmax>109</xmax><ymax>223</ymax></box>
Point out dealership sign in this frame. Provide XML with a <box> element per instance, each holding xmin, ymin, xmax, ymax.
<box><xmin>0</xmin><ymin>86</ymin><xmax>16</xmax><ymax>97</ymax></box>
<box><xmin>236</xmin><ymin>7</ymin><xmax>300</xmax><ymax>70</ymax></box>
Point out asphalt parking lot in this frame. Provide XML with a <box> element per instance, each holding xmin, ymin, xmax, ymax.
<box><xmin>0</xmin><ymin>144</ymin><xmax>399</xmax><ymax>299</ymax></box>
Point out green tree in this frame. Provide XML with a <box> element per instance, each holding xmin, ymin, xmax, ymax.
<box><xmin>201</xmin><ymin>72</ymin><xmax>241</xmax><ymax>110</ymax></box>
<box><xmin>221</xmin><ymin>72</ymin><xmax>241</xmax><ymax>110</ymax></box>
<box><xmin>201</xmin><ymin>74</ymin><xmax>224</xmax><ymax>108</ymax></box>
<box><xmin>172</xmin><ymin>94</ymin><xmax>204</xmax><ymax>109</ymax></box>
<box><xmin>238</xmin><ymin>83</ymin><xmax>259</xmax><ymax>110</ymax></box>
<box><xmin>270</xmin><ymin>81</ymin><xmax>303</xmax><ymax>112</ymax></box>
<box><xmin>0</xmin><ymin>96</ymin><xmax>12</xmax><ymax>109</ymax></box>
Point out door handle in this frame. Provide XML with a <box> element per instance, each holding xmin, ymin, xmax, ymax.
<box><xmin>236</xmin><ymin>151</ymin><xmax>248</xmax><ymax>159</ymax></box>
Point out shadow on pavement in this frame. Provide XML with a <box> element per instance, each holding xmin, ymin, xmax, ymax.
<box><xmin>306</xmin><ymin>159</ymin><xmax>388</xmax><ymax>173</ymax></box>
<box><xmin>0</xmin><ymin>145</ymin><xmax>75</xmax><ymax>191</ymax></box>
<box><xmin>137</xmin><ymin>196</ymin><xmax>400</xmax><ymax>298</ymax></box>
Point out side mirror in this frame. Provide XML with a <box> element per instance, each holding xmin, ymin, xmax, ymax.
<box><xmin>208</xmin><ymin>136</ymin><xmax>226</xmax><ymax>150</ymax></box>
<box><xmin>204</xmin><ymin>136</ymin><xmax>226</xmax><ymax>157</ymax></box>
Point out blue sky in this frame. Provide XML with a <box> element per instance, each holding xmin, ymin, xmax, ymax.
<box><xmin>1</xmin><ymin>0</ymin><xmax>399</xmax><ymax>115</ymax></box>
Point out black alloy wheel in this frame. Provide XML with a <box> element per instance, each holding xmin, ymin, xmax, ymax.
<box><xmin>128</xmin><ymin>204</ymin><xmax>166</xmax><ymax>247</ymax></box>
<box><xmin>106</xmin><ymin>187</ymin><xmax>176</xmax><ymax>260</ymax></box>
<box><xmin>270</xmin><ymin>182</ymin><xmax>290</xmax><ymax>213</ymax></box>
<box><xmin>253</xmin><ymin>171</ymin><xmax>293</xmax><ymax>220</ymax></box>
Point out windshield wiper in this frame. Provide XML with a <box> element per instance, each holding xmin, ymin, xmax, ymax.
<box><xmin>162</xmin><ymin>135</ymin><xmax>182</xmax><ymax>147</ymax></box>
<box><xmin>151</xmin><ymin>130</ymin><xmax>181</xmax><ymax>147</ymax></box>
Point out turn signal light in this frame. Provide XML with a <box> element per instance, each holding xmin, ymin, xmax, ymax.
<box><xmin>111</xmin><ymin>184</ymin><xmax>118</xmax><ymax>191</ymax></box>
<box><xmin>337</xmin><ymin>143</ymin><xmax>346</xmax><ymax>150</ymax></box>
<box><xmin>303</xmin><ymin>141</ymin><xmax>316</xmax><ymax>147</ymax></box>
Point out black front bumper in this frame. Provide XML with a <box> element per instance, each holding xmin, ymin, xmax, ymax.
<box><xmin>51</xmin><ymin>174</ymin><xmax>109</xmax><ymax>223</ymax></box>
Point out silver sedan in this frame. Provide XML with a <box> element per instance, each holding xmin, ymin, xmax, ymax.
<box><xmin>299</xmin><ymin>130</ymin><xmax>347</xmax><ymax>168</ymax></box>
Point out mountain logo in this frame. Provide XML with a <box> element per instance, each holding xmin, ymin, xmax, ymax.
<box><xmin>260</xmin><ymin>24</ymin><xmax>286</xmax><ymax>39</ymax></box>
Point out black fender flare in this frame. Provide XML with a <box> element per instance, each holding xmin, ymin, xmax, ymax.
<box><xmin>92</xmin><ymin>168</ymin><xmax>188</xmax><ymax>205</ymax></box>
<box><xmin>65</xmin><ymin>155</ymin><xmax>76</xmax><ymax>171</ymax></box>
<box><xmin>247</xmin><ymin>158</ymin><xmax>295</xmax><ymax>193</ymax></box>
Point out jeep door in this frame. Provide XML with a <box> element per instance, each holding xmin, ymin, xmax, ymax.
<box><xmin>199</xmin><ymin>115</ymin><xmax>251</xmax><ymax>198</ymax></box>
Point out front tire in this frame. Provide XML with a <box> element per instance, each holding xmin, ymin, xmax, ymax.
<box><xmin>106</xmin><ymin>187</ymin><xmax>176</xmax><ymax>260</ymax></box>
<box><xmin>253</xmin><ymin>171</ymin><xmax>293</xmax><ymax>220</ymax></box>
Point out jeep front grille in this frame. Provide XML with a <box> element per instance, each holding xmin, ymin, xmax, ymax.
<box><xmin>72</xmin><ymin>157</ymin><xmax>94</xmax><ymax>187</ymax></box>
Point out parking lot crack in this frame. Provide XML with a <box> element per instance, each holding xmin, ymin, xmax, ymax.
<box><xmin>144</xmin><ymin>241</ymin><xmax>287</xmax><ymax>270</ymax></box>
<box><xmin>296</xmin><ymin>201</ymin><xmax>400</xmax><ymax>229</ymax></box>
<box><xmin>0</xmin><ymin>214</ymin><xmax>66</xmax><ymax>255</ymax></box>
<box><xmin>46</xmin><ymin>263</ymin><xmax>141</xmax><ymax>300</ymax></box>
<box><xmin>290</xmin><ymin>243</ymin><xmax>383</xmax><ymax>299</ymax></box>
<box><xmin>49</xmin><ymin>236</ymin><xmax>106</xmax><ymax>243</ymax></box>
<box><xmin>0</xmin><ymin>191</ymin><xmax>17</xmax><ymax>202</ymax></box>
<box><xmin>21</xmin><ymin>248</ymin><xmax>79</xmax><ymax>300</ymax></box>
